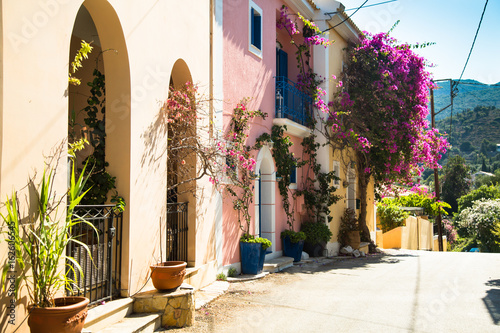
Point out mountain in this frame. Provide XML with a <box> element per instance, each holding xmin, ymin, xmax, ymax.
<box><xmin>431</xmin><ymin>79</ymin><xmax>500</xmax><ymax>121</ymax></box>
<box><xmin>436</xmin><ymin>105</ymin><xmax>500</xmax><ymax>148</ymax></box>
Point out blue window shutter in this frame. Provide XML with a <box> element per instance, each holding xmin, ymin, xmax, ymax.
<box><xmin>251</xmin><ymin>8</ymin><xmax>255</xmax><ymax>46</ymax></box>
<box><xmin>254</xmin><ymin>13</ymin><xmax>261</xmax><ymax>49</ymax></box>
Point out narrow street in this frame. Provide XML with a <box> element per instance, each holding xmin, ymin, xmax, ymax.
<box><xmin>173</xmin><ymin>250</ymin><xmax>500</xmax><ymax>333</ymax></box>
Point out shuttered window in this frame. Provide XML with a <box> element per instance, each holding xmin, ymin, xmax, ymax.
<box><xmin>249</xmin><ymin>1</ymin><xmax>262</xmax><ymax>57</ymax></box>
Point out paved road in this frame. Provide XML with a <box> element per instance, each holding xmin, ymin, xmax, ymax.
<box><xmin>219</xmin><ymin>250</ymin><xmax>500</xmax><ymax>333</ymax></box>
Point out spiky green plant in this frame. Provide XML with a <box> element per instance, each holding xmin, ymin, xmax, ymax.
<box><xmin>1</xmin><ymin>155</ymin><xmax>97</xmax><ymax>308</ymax></box>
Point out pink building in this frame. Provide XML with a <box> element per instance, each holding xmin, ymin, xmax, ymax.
<box><xmin>219</xmin><ymin>0</ymin><xmax>323</xmax><ymax>270</ymax></box>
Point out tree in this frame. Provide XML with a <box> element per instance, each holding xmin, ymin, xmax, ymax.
<box><xmin>460</xmin><ymin>141</ymin><xmax>475</xmax><ymax>152</ymax></box>
<box><xmin>441</xmin><ymin>155</ymin><xmax>471</xmax><ymax>213</ymax></box>
<box><xmin>324</xmin><ymin>32</ymin><xmax>449</xmax><ymax>240</ymax></box>
<box><xmin>457</xmin><ymin>184</ymin><xmax>500</xmax><ymax>213</ymax></box>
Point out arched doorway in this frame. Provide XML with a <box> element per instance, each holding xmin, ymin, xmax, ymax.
<box><xmin>167</xmin><ymin>59</ymin><xmax>196</xmax><ymax>266</ymax></box>
<box><xmin>68</xmin><ymin>0</ymin><xmax>131</xmax><ymax>300</ymax></box>
<box><xmin>254</xmin><ymin>146</ymin><xmax>276</xmax><ymax>253</ymax></box>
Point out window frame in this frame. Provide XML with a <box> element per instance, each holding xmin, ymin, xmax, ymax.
<box><xmin>249</xmin><ymin>1</ymin><xmax>263</xmax><ymax>58</ymax></box>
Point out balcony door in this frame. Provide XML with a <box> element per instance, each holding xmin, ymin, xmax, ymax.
<box><xmin>276</xmin><ymin>48</ymin><xmax>288</xmax><ymax>78</ymax></box>
<box><xmin>276</xmin><ymin>49</ymin><xmax>288</xmax><ymax>118</ymax></box>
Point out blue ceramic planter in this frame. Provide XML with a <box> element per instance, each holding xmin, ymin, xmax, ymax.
<box><xmin>282</xmin><ymin>235</ymin><xmax>304</xmax><ymax>262</ymax></box>
<box><xmin>240</xmin><ymin>241</ymin><xmax>265</xmax><ymax>275</ymax></box>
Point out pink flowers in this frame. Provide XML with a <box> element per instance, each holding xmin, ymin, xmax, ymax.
<box><xmin>327</xmin><ymin>31</ymin><xmax>449</xmax><ymax>189</ymax></box>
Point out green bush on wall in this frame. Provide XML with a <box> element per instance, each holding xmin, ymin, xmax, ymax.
<box><xmin>377</xmin><ymin>200</ymin><xmax>409</xmax><ymax>233</ymax></box>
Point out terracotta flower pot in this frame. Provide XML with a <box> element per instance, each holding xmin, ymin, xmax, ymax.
<box><xmin>150</xmin><ymin>261</ymin><xmax>187</xmax><ymax>291</ymax></box>
<box><xmin>28</xmin><ymin>296</ymin><xmax>89</xmax><ymax>333</ymax></box>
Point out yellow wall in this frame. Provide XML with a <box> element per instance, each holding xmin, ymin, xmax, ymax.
<box><xmin>324</xmin><ymin>28</ymin><xmax>377</xmax><ymax>255</ymax></box>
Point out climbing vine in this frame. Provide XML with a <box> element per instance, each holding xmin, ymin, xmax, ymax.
<box><xmin>276</xmin><ymin>6</ymin><xmax>339</xmax><ymax>227</ymax></box>
<box><xmin>212</xmin><ymin>100</ymin><xmax>267</xmax><ymax>239</ymax></box>
<box><xmin>68</xmin><ymin>42</ymin><xmax>124</xmax><ymax>211</ymax></box>
<box><xmin>256</xmin><ymin>125</ymin><xmax>306</xmax><ymax>232</ymax></box>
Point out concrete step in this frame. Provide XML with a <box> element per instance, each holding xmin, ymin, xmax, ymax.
<box><xmin>94</xmin><ymin>313</ymin><xmax>161</xmax><ymax>333</ymax></box>
<box><xmin>195</xmin><ymin>281</ymin><xmax>229</xmax><ymax>310</ymax></box>
<box><xmin>263</xmin><ymin>256</ymin><xmax>294</xmax><ymax>273</ymax></box>
<box><xmin>84</xmin><ymin>298</ymin><xmax>134</xmax><ymax>332</ymax></box>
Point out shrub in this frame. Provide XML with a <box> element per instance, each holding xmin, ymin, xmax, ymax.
<box><xmin>216</xmin><ymin>273</ymin><xmax>227</xmax><ymax>281</ymax></box>
<box><xmin>338</xmin><ymin>208</ymin><xmax>359</xmax><ymax>247</ymax></box>
<box><xmin>301</xmin><ymin>221</ymin><xmax>333</xmax><ymax>245</ymax></box>
<box><xmin>455</xmin><ymin>198</ymin><xmax>500</xmax><ymax>252</ymax></box>
<box><xmin>227</xmin><ymin>267</ymin><xmax>237</xmax><ymax>278</ymax></box>
<box><xmin>394</xmin><ymin>190</ymin><xmax>451</xmax><ymax>217</ymax></box>
<box><xmin>240</xmin><ymin>234</ymin><xmax>272</xmax><ymax>250</ymax></box>
<box><xmin>280</xmin><ymin>229</ymin><xmax>306</xmax><ymax>243</ymax></box>
<box><xmin>442</xmin><ymin>219</ymin><xmax>457</xmax><ymax>244</ymax></box>
<box><xmin>377</xmin><ymin>199</ymin><xmax>410</xmax><ymax>233</ymax></box>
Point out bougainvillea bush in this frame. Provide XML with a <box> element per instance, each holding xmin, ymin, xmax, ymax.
<box><xmin>456</xmin><ymin>198</ymin><xmax>500</xmax><ymax>252</ymax></box>
<box><xmin>326</xmin><ymin>32</ymin><xmax>449</xmax><ymax>239</ymax></box>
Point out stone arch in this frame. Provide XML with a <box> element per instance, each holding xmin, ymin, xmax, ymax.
<box><xmin>254</xmin><ymin>145</ymin><xmax>276</xmax><ymax>253</ymax></box>
<box><xmin>70</xmin><ymin>0</ymin><xmax>131</xmax><ymax>291</ymax></box>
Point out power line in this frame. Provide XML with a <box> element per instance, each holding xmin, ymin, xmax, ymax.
<box><xmin>323</xmin><ymin>0</ymin><xmax>368</xmax><ymax>33</ymax></box>
<box><xmin>344</xmin><ymin>0</ymin><xmax>398</xmax><ymax>11</ymax></box>
<box><xmin>455</xmin><ymin>0</ymin><xmax>489</xmax><ymax>89</ymax></box>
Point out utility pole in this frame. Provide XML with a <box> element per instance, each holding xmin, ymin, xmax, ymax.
<box><xmin>430</xmin><ymin>88</ymin><xmax>443</xmax><ymax>251</ymax></box>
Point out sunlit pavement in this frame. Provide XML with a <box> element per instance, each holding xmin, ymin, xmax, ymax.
<box><xmin>221</xmin><ymin>250</ymin><xmax>500</xmax><ymax>333</ymax></box>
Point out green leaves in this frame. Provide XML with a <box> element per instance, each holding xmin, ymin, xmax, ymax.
<box><xmin>69</xmin><ymin>40</ymin><xmax>93</xmax><ymax>86</ymax></box>
<box><xmin>1</xmin><ymin>157</ymin><xmax>98</xmax><ymax>307</ymax></box>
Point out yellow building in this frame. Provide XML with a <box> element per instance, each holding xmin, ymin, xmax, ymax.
<box><xmin>312</xmin><ymin>1</ymin><xmax>376</xmax><ymax>254</ymax></box>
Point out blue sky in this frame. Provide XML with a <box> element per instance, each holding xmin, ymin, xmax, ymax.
<box><xmin>345</xmin><ymin>0</ymin><xmax>500</xmax><ymax>84</ymax></box>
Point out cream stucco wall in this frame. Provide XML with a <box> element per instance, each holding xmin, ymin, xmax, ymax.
<box><xmin>0</xmin><ymin>1</ymin><xmax>216</xmax><ymax>332</ymax></box>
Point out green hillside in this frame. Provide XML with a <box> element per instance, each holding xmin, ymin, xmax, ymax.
<box><xmin>435</xmin><ymin>105</ymin><xmax>500</xmax><ymax>173</ymax></box>
<box><xmin>432</xmin><ymin>80</ymin><xmax>500</xmax><ymax>120</ymax></box>
<box><xmin>436</xmin><ymin>106</ymin><xmax>500</xmax><ymax>148</ymax></box>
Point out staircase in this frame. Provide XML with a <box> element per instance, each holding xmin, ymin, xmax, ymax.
<box><xmin>83</xmin><ymin>284</ymin><xmax>195</xmax><ymax>333</ymax></box>
<box><xmin>83</xmin><ymin>298</ymin><xmax>161</xmax><ymax>333</ymax></box>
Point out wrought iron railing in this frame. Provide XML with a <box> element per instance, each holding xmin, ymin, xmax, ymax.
<box><xmin>275</xmin><ymin>76</ymin><xmax>313</xmax><ymax>126</ymax></box>
<box><xmin>67</xmin><ymin>205</ymin><xmax>123</xmax><ymax>305</ymax></box>
<box><xmin>166</xmin><ymin>202</ymin><xmax>188</xmax><ymax>262</ymax></box>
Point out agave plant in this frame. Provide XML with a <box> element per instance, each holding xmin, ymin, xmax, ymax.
<box><xmin>1</xmin><ymin>156</ymin><xmax>97</xmax><ymax>308</ymax></box>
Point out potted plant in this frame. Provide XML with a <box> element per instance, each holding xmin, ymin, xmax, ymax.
<box><xmin>239</xmin><ymin>234</ymin><xmax>272</xmax><ymax>275</ymax></box>
<box><xmin>1</xmin><ymin>145</ymin><xmax>96</xmax><ymax>333</ymax></box>
<box><xmin>280</xmin><ymin>229</ymin><xmax>306</xmax><ymax>262</ymax></box>
<box><xmin>338</xmin><ymin>208</ymin><xmax>360</xmax><ymax>249</ymax></box>
<box><xmin>301</xmin><ymin>221</ymin><xmax>333</xmax><ymax>257</ymax></box>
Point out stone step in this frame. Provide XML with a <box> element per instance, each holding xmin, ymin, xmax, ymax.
<box><xmin>263</xmin><ymin>256</ymin><xmax>294</xmax><ymax>273</ymax></box>
<box><xmin>84</xmin><ymin>298</ymin><xmax>134</xmax><ymax>332</ymax></box>
<box><xmin>94</xmin><ymin>313</ymin><xmax>161</xmax><ymax>333</ymax></box>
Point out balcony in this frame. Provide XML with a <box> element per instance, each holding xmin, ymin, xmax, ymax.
<box><xmin>274</xmin><ymin>76</ymin><xmax>313</xmax><ymax>137</ymax></box>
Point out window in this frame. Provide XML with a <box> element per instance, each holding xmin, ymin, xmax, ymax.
<box><xmin>249</xmin><ymin>1</ymin><xmax>262</xmax><ymax>57</ymax></box>
<box><xmin>289</xmin><ymin>165</ymin><xmax>297</xmax><ymax>189</ymax></box>
<box><xmin>290</xmin><ymin>166</ymin><xmax>297</xmax><ymax>184</ymax></box>
<box><xmin>332</xmin><ymin>161</ymin><xmax>340</xmax><ymax>188</ymax></box>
